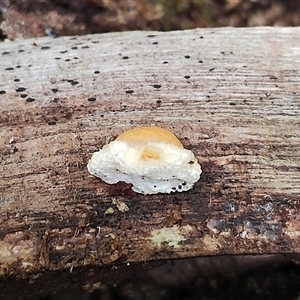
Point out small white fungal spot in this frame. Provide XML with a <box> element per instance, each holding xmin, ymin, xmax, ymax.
<box><xmin>112</xmin><ymin>198</ymin><xmax>129</xmax><ymax>212</ymax></box>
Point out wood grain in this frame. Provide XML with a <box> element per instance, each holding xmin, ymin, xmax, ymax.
<box><xmin>0</xmin><ymin>27</ymin><xmax>300</xmax><ymax>276</ymax></box>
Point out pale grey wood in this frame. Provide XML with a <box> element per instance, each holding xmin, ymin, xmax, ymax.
<box><xmin>0</xmin><ymin>27</ymin><xmax>299</xmax><ymax>276</ymax></box>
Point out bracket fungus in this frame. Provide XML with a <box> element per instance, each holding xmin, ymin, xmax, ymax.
<box><xmin>87</xmin><ymin>126</ymin><xmax>202</xmax><ymax>194</ymax></box>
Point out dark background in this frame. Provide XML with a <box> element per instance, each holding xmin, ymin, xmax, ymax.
<box><xmin>1</xmin><ymin>0</ymin><xmax>300</xmax><ymax>39</ymax></box>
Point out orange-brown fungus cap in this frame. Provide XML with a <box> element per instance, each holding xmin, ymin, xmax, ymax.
<box><xmin>116</xmin><ymin>126</ymin><xmax>183</xmax><ymax>148</ymax></box>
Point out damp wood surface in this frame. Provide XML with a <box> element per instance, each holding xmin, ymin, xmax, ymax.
<box><xmin>0</xmin><ymin>27</ymin><xmax>300</xmax><ymax>277</ymax></box>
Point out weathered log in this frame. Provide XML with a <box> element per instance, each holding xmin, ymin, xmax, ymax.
<box><xmin>0</xmin><ymin>27</ymin><xmax>300</xmax><ymax>278</ymax></box>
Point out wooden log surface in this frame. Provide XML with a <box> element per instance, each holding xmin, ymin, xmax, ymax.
<box><xmin>0</xmin><ymin>27</ymin><xmax>300</xmax><ymax>277</ymax></box>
